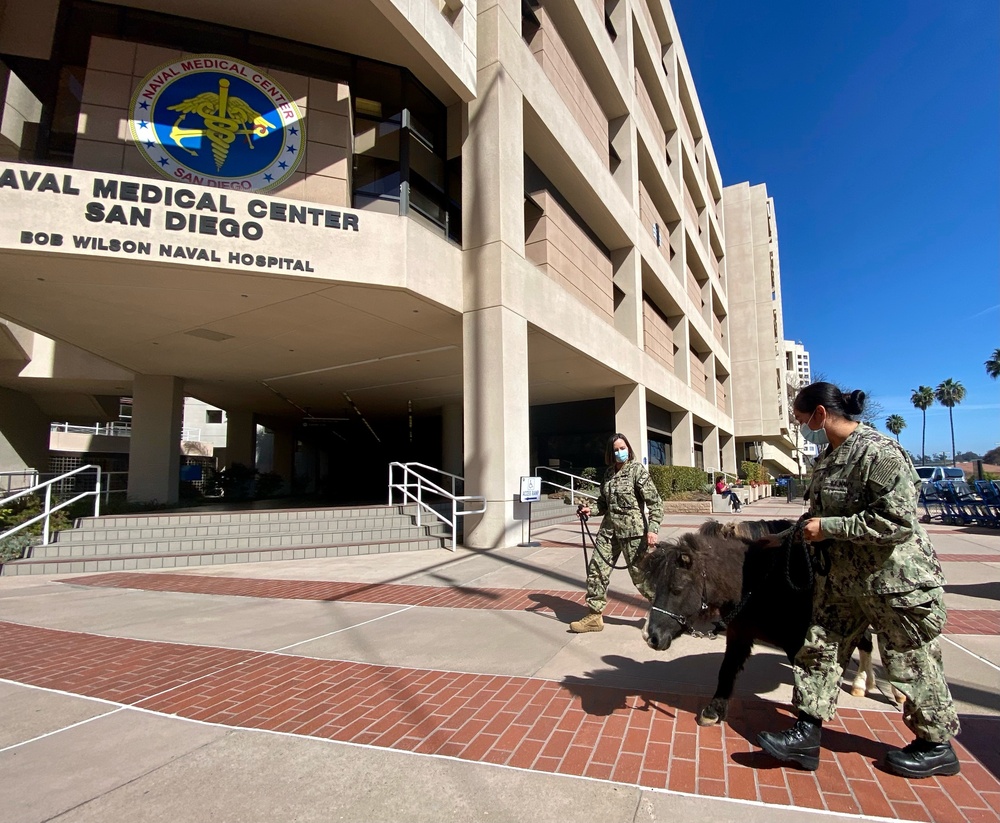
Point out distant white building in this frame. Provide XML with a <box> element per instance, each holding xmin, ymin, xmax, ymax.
<box><xmin>784</xmin><ymin>340</ymin><xmax>818</xmax><ymax>468</ymax></box>
<box><xmin>784</xmin><ymin>341</ymin><xmax>812</xmax><ymax>390</ymax></box>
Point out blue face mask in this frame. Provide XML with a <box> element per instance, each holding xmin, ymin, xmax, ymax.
<box><xmin>615</xmin><ymin>448</ymin><xmax>630</xmax><ymax>463</ymax></box>
<box><xmin>801</xmin><ymin>410</ymin><xmax>829</xmax><ymax>447</ymax></box>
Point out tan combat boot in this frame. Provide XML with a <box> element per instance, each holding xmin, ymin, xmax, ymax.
<box><xmin>569</xmin><ymin>611</ymin><xmax>604</xmax><ymax>633</ymax></box>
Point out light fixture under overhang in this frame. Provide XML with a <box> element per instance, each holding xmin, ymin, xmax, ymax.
<box><xmin>184</xmin><ymin>329</ymin><xmax>234</xmax><ymax>342</ymax></box>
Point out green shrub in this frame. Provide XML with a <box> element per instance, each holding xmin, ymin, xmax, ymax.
<box><xmin>648</xmin><ymin>465</ymin><xmax>709</xmax><ymax>500</ymax></box>
<box><xmin>255</xmin><ymin>471</ymin><xmax>284</xmax><ymax>498</ymax></box>
<box><xmin>0</xmin><ymin>531</ymin><xmax>34</xmax><ymax>563</ymax></box>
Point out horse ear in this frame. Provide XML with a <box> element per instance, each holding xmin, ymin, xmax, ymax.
<box><xmin>639</xmin><ymin>546</ymin><xmax>663</xmax><ymax>575</ymax></box>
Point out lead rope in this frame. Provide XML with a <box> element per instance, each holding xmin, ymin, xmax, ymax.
<box><xmin>578</xmin><ymin>506</ymin><xmax>634</xmax><ymax>577</ymax></box>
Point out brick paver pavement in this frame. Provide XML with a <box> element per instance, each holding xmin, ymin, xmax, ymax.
<box><xmin>0</xmin><ymin>569</ymin><xmax>994</xmax><ymax>823</ymax></box>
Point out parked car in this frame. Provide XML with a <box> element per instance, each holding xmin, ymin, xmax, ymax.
<box><xmin>914</xmin><ymin>466</ymin><xmax>965</xmax><ymax>483</ymax></box>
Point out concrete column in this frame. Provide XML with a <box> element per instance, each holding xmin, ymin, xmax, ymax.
<box><xmin>614</xmin><ymin>383</ymin><xmax>648</xmax><ymax>465</ymax></box>
<box><xmin>703</xmin><ymin>425</ymin><xmax>721</xmax><ymax>478</ymax></box>
<box><xmin>224</xmin><ymin>410</ymin><xmax>256</xmax><ymax>469</ymax></box>
<box><xmin>460</xmin><ymin>43</ymin><xmax>528</xmax><ymax>548</ymax></box>
<box><xmin>128</xmin><ymin>375</ymin><xmax>183</xmax><ymax>503</ymax></box>
<box><xmin>722</xmin><ymin>434</ymin><xmax>738</xmax><ymax>474</ymax></box>
<box><xmin>671</xmin><ymin>410</ymin><xmax>695</xmax><ymax>468</ymax></box>
<box><xmin>441</xmin><ymin>402</ymin><xmax>463</xmax><ymax>478</ymax></box>
<box><xmin>462</xmin><ymin>306</ymin><xmax>530</xmax><ymax>549</ymax></box>
<box><xmin>0</xmin><ymin>387</ymin><xmax>49</xmax><ymax>473</ymax></box>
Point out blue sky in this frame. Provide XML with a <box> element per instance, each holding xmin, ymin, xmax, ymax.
<box><xmin>672</xmin><ymin>2</ymin><xmax>999</xmax><ymax>459</ymax></box>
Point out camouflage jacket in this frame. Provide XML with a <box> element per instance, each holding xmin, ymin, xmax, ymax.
<box><xmin>806</xmin><ymin>424</ymin><xmax>944</xmax><ymax>594</ymax></box>
<box><xmin>595</xmin><ymin>460</ymin><xmax>663</xmax><ymax>538</ymax></box>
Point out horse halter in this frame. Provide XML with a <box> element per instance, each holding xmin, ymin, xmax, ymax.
<box><xmin>649</xmin><ymin>566</ymin><xmax>716</xmax><ymax>638</ymax></box>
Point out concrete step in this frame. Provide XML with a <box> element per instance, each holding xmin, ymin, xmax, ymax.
<box><xmin>2</xmin><ymin>536</ymin><xmax>446</xmax><ymax>576</ymax></box>
<box><xmin>54</xmin><ymin>513</ymin><xmax>435</xmax><ymax>542</ymax></box>
<box><xmin>69</xmin><ymin>503</ymin><xmax>423</xmax><ymax>530</ymax></box>
<box><xmin>30</xmin><ymin>523</ymin><xmax>450</xmax><ymax>558</ymax></box>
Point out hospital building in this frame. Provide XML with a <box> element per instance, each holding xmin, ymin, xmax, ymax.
<box><xmin>0</xmin><ymin>0</ymin><xmax>799</xmax><ymax>550</ymax></box>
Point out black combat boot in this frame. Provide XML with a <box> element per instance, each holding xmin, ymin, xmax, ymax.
<box><xmin>756</xmin><ymin>713</ymin><xmax>822</xmax><ymax>770</ymax></box>
<box><xmin>884</xmin><ymin>738</ymin><xmax>961</xmax><ymax>778</ymax></box>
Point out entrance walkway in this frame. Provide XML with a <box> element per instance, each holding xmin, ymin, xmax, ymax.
<box><xmin>2</xmin><ymin>501</ymin><xmax>999</xmax><ymax>822</ymax></box>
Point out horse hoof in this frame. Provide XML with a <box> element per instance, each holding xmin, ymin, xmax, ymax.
<box><xmin>696</xmin><ymin>708</ymin><xmax>721</xmax><ymax>727</ymax></box>
<box><xmin>850</xmin><ymin>687</ymin><xmax>865</xmax><ymax>698</ymax></box>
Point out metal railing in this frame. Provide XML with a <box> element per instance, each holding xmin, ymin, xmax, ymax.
<box><xmin>0</xmin><ymin>469</ymin><xmax>40</xmax><ymax>495</ymax></box>
<box><xmin>49</xmin><ymin>422</ymin><xmax>203</xmax><ymax>441</ymax></box>
<box><xmin>50</xmin><ymin>422</ymin><xmax>133</xmax><ymax>437</ymax></box>
<box><xmin>533</xmin><ymin>466</ymin><xmax>598</xmax><ymax>502</ymax></box>
<box><xmin>387</xmin><ymin>462</ymin><xmax>486</xmax><ymax>551</ymax></box>
<box><xmin>0</xmin><ymin>464</ymin><xmax>103</xmax><ymax>548</ymax></box>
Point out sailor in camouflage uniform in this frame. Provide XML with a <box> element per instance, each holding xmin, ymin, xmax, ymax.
<box><xmin>757</xmin><ymin>382</ymin><xmax>960</xmax><ymax>779</ymax></box>
<box><xmin>570</xmin><ymin>433</ymin><xmax>663</xmax><ymax>633</ymax></box>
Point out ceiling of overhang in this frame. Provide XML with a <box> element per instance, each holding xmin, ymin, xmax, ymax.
<box><xmin>0</xmin><ymin>251</ymin><xmax>464</xmax><ymax>419</ymax></box>
<box><xmin>102</xmin><ymin>0</ymin><xmax>465</xmax><ymax>106</ymax></box>
<box><xmin>0</xmin><ymin>253</ymin><xmax>626</xmax><ymax>423</ymax></box>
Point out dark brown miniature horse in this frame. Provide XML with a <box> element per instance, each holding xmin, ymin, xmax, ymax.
<box><xmin>640</xmin><ymin>519</ymin><xmax>874</xmax><ymax>726</ymax></box>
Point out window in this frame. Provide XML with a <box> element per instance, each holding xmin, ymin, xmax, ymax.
<box><xmin>206</xmin><ymin>410</ymin><xmax>223</xmax><ymax>425</ymax></box>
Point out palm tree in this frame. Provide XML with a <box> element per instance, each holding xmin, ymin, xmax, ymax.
<box><xmin>987</xmin><ymin>348</ymin><xmax>1000</xmax><ymax>380</ymax></box>
<box><xmin>934</xmin><ymin>379</ymin><xmax>966</xmax><ymax>466</ymax></box>
<box><xmin>885</xmin><ymin>415</ymin><xmax>906</xmax><ymax>443</ymax></box>
<box><xmin>910</xmin><ymin>386</ymin><xmax>934</xmax><ymax>464</ymax></box>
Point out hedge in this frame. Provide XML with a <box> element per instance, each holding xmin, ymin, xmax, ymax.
<box><xmin>648</xmin><ymin>465</ymin><xmax>709</xmax><ymax>499</ymax></box>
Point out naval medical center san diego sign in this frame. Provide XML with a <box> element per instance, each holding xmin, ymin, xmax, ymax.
<box><xmin>0</xmin><ymin>56</ymin><xmax>363</xmax><ymax>273</ymax></box>
<box><xmin>130</xmin><ymin>54</ymin><xmax>305</xmax><ymax>191</ymax></box>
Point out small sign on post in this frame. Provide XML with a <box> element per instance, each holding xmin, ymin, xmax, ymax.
<box><xmin>519</xmin><ymin>476</ymin><xmax>541</xmax><ymax>503</ymax></box>
<box><xmin>518</xmin><ymin>476</ymin><xmax>542</xmax><ymax>546</ymax></box>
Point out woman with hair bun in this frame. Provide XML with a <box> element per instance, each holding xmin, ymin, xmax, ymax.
<box><xmin>756</xmin><ymin>382</ymin><xmax>960</xmax><ymax>778</ymax></box>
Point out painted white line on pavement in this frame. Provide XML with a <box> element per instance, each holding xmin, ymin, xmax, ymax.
<box><xmin>2</xmin><ymin>688</ymin><xmax>908</xmax><ymax>823</ymax></box>
<box><xmin>942</xmin><ymin>635</ymin><xmax>1000</xmax><ymax>673</ymax></box>
<box><xmin>270</xmin><ymin>605</ymin><xmax>415</xmax><ymax>652</ymax></box>
<box><xmin>0</xmin><ymin>682</ymin><xmax>125</xmax><ymax>754</ymax></box>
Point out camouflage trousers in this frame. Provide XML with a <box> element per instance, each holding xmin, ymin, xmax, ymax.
<box><xmin>793</xmin><ymin>585</ymin><xmax>960</xmax><ymax>743</ymax></box>
<box><xmin>585</xmin><ymin>531</ymin><xmax>654</xmax><ymax>613</ymax></box>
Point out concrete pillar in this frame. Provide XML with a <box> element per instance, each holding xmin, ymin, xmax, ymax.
<box><xmin>614</xmin><ymin>383</ymin><xmax>648</xmax><ymax>465</ymax></box>
<box><xmin>128</xmin><ymin>375</ymin><xmax>183</xmax><ymax>503</ymax></box>
<box><xmin>224</xmin><ymin>410</ymin><xmax>255</xmax><ymax>469</ymax></box>
<box><xmin>462</xmin><ymin>306</ymin><xmax>530</xmax><ymax>548</ymax></box>
<box><xmin>0</xmin><ymin>387</ymin><xmax>48</xmax><ymax>474</ymax></box>
<box><xmin>703</xmin><ymin>425</ymin><xmax>721</xmax><ymax>477</ymax></box>
<box><xmin>671</xmin><ymin>410</ymin><xmax>695</xmax><ymax>468</ymax></box>
<box><xmin>460</xmin><ymin>50</ymin><xmax>528</xmax><ymax>548</ymax></box>
<box><xmin>722</xmin><ymin>433</ymin><xmax>738</xmax><ymax>474</ymax></box>
<box><xmin>441</xmin><ymin>402</ymin><xmax>463</xmax><ymax>478</ymax></box>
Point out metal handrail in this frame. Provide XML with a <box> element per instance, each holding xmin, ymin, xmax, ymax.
<box><xmin>387</xmin><ymin>462</ymin><xmax>486</xmax><ymax>551</ymax></box>
<box><xmin>0</xmin><ymin>464</ymin><xmax>103</xmax><ymax>548</ymax></box>
<box><xmin>533</xmin><ymin>466</ymin><xmax>598</xmax><ymax>502</ymax></box>
<box><xmin>0</xmin><ymin>469</ymin><xmax>40</xmax><ymax>495</ymax></box>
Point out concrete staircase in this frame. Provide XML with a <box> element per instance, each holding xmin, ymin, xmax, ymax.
<box><xmin>2</xmin><ymin>504</ymin><xmax>452</xmax><ymax>576</ymax></box>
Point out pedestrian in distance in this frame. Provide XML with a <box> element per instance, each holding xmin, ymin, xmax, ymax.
<box><xmin>715</xmin><ymin>474</ymin><xmax>743</xmax><ymax>513</ymax></box>
<box><xmin>756</xmin><ymin>382</ymin><xmax>961</xmax><ymax>778</ymax></box>
<box><xmin>569</xmin><ymin>433</ymin><xmax>663</xmax><ymax>633</ymax></box>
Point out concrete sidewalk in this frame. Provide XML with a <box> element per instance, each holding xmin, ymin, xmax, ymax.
<box><xmin>1</xmin><ymin>501</ymin><xmax>998</xmax><ymax>822</ymax></box>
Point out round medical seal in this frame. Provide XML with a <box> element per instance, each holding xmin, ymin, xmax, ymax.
<box><xmin>129</xmin><ymin>55</ymin><xmax>305</xmax><ymax>192</ymax></box>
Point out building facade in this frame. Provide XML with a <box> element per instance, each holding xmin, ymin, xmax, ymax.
<box><xmin>0</xmin><ymin>0</ymin><xmax>758</xmax><ymax>547</ymax></box>
<box><xmin>723</xmin><ymin>181</ymin><xmax>796</xmax><ymax>477</ymax></box>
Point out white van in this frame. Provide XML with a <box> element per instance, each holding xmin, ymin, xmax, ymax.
<box><xmin>914</xmin><ymin>466</ymin><xmax>965</xmax><ymax>483</ymax></box>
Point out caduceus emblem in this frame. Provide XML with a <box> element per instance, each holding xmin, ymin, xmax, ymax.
<box><xmin>167</xmin><ymin>79</ymin><xmax>275</xmax><ymax>170</ymax></box>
